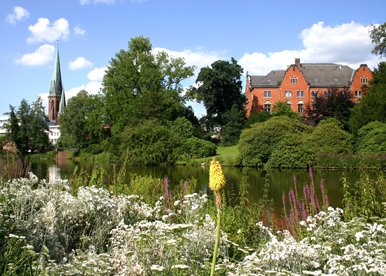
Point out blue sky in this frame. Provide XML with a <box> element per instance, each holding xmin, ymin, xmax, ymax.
<box><xmin>0</xmin><ymin>0</ymin><xmax>385</xmax><ymax>118</ymax></box>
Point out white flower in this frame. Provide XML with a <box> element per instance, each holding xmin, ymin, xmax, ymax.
<box><xmin>150</xmin><ymin>264</ymin><xmax>165</xmax><ymax>271</ymax></box>
<box><xmin>355</xmin><ymin>231</ymin><xmax>364</xmax><ymax>241</ymax></box>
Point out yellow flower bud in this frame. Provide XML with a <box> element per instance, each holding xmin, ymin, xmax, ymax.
<box><xmin>209</xmin><ymin>159</ymin><xmax>226</xmax><ymax>192</ymax></box>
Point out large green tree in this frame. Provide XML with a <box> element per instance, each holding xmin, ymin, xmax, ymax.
<box><xmin>102</xmin><ymin>36</ymin><xmax>195</xmax><ymax>134</ymax></box>
<box><xmin>190</xmin><ymin>58</ymin><xmax>246</xmax><ymax>144</ymax></box>
<box><xmin>59</xmin><ymin>90</ymin><xmax>104</xmax><ymax>152</ymax></box>
<box><xmin>370</xmin><ymin>22</ymin><xmax>386</xmax><ymax>57</ymax></box>
<box><xmin>6</xmin><ymin>98</ymin><xmax>49</xmax><ymax>173</ymax></box>
<box><xmin>349</xmin><ymin>62</ymin><xmax>386</xmax><ymax>133</ymax></box>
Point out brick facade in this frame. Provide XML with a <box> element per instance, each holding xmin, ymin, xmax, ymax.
<box><xmin>245</xmin><ymin>59</ymin><xmax>373</xmax><ymax>116</ymax></box>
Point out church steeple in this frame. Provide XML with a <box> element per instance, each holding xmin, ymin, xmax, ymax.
<box><xmin>48</xmin><ymin>45</ymin><xmax>66</xmax><ymax>123</ymax></box>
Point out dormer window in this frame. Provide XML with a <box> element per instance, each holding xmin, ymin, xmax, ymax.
<box><xmin>291</xmin><ymin>77</ymin><xmax>298</xmax><ymax>84</ymax></box>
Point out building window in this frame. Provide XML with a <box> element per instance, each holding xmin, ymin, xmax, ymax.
<box><xmin>286</xmin><ymin>101</ymin><xmax>292</xmax><ymax>108</ymax></box>
<box><xmin>312</xmin><ymin>91</ymin><xmax>318</xmax><ymax>97</ymax></box>
<box><xmin>298</xmin><ymin>102</ymin><xmax>304</xmax><ymax>113</ymax></box>
<box><xmin>285</xmin><ymin>91</ymin><xmax>292</xmax><ymax>98</ymax></box>
<box><xmin>291</xmin><ymin>77</ymin><xmax>298</xmax><ymax>84</ymax></box>
<box><xmin>264</xmin><ymin>91</ymin><xmax>271</xmax><ymax>98</ymax></box>
<box><xmin>264</xmin><ymin>103</ymin><xmax>271</xmax><ymax>113</ymax></box>
<box><xmin>355</xmin><ymin>90</ymin><xmax>362</xmax><ymax>98</ymax></box>
<box><xmin>361</xmin><ymin>77</ymin><xmax>368</xmax><ymax>84</ymax></box>
<box><xmin>297</xmin><ymin>90</ymin><xmax>304</xmax><ymax>97</ymax></box>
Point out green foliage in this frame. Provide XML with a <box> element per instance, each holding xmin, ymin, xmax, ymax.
<box><xmin>126</xmin><ymin>174</ymin><xmax>164</xmax><ymax>204</ymax></box>
<box><xmin>238</xmin><ymin>116</ymin><xmax>312</xmax><ymax>166</ymax></box>
<box><xmin>267</xmin><ymin>133</ymin><xmax>315</xmax><ymax>168</ymax></box>
<box><xmin>190</xmin><ymin>58</ymin><xmax>246</xmax><ymax>139</ymax></box>
<box><xmin>369</xmin><ymin>22</ymin><xmax>386</xmax><ymax>57</ymax></box>
<box><xmin>272</xmin><ymin>101</ymin><xmax>299</xmax><ymax>119</ymax></box>
<box><xmin>247</xmin><ymin>110</ymin><xmax>271</xmax><ymax>125</ymax></box>
<box><xmin>342</xmin><ymin>173</ymin><xmax>384</xmax><ymax>220</ymax></box>
<box><xmin>221</xmin><ymin>106</ymin><xmax>246</xmax><ymax>146</ymax></box>
<box><xmin>119</xmin><ymin>119</ymin><xmax>175</xmax><ymax>165</ymax></box>
<box><xmin>356</xmin><ymin>121</ymin><xmax>386</xmax><ymax>154</ymax></box>
<box><xmin>6</xmin><ymin>98</ymin><xmax>49</xmax><ymax>158</ymax></box>
<box><xmin>305</xmin><ymin>88</ymin><xmax>354</xmax><ymax>128</ymax></box>
<box><xmin>59</xmin><ymin>90</ymin><xmax>104</xmax><ymax>152</ymax></box>
<box><xmin>305</xmin><ymin>118</ymin><xmax>354</xmax><ymax>155</ymax></box>
<box><xmin>102</xmin><ymin>36</ymin><xmax>194</xmax><ymax>133</ymax></box>
<box><xmin>350</xmin><ymin>62</ymin><xmax>386</xmax><ymax>133</ymax></box>
<box><xmin>177</xmin><ymin>137</ymin><xmax>216</xmax><ymax>160</ymax></box>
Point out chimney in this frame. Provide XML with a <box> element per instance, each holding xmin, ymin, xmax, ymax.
<box><xmin>295</xmin><ymin>58</ymin><xmax>300</xmax><ymax>67</ymax></box>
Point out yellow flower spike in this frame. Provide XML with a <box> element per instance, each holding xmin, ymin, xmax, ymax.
<box><xmin>209</xmin><ymin>159</ymin><xmax>226</xmax><ymax>192</ymax></box>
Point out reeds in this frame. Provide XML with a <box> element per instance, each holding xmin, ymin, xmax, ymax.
<box><xmin>282</xmin><ymin>165</ymin><xmax>329</xmax><ymax>236</ymax></box>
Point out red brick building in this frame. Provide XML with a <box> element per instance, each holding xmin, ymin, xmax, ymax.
<box><xmin>245</xmin><ymin>58</ymin><xmax>373</xmax><ymax>116</ymax></box>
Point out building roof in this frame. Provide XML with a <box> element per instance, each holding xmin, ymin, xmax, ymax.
<box><xmin>249</xmin><ymin>62</ymin><xmax>354</xmax><ymax>88</ymax></box>
<box><xmin>299</xmin><ymin>63</ymin><xmax>353</xmax><ymax>87</ymax></box>
<box><xmin>49</xmin><ymin>46</ymin><xmax>64</xmax><ymax>97</ymax></box>
<box><xmin>250</xmin><ymin>70</ymin><xmax>285</xmax><ymax>88</ymax></box>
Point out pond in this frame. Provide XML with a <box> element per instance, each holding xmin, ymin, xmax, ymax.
<box><xmin>30</xmin><ymin>159</ymin><xmax>383</xmax><ymax>216</ymax></box>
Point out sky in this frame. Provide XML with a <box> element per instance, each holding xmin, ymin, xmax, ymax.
<box><xmin>0</xmin><ymin>0</ymin><xmax>385</xmax><ymax>118</ymax></box>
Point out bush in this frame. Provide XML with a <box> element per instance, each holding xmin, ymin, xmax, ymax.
<box><xmin>119</xmin><ymin>120</ymin><xmax>175</xmax><ymax>165</ymax></box>
<box><xmin>238</xmin><ymin>116</ymin><xmax>312</xmax><ymax>166</ymax></box>
<box><xmin>305</xmin><ymin>118</ymin><xmax>354</xmax><ymax>155</ymax></box>
<box><xmin>356</xmin><ymin>121</ymin><xmax>386</xmax><ymax>154</ymax></box>
<box><xmin>267</xmin><ymin>133</ymin><xmax>315</xmax><ymax>168</ymax></box>
<box><xmin>177</xmin><ymin>137</ymin><xmax>217</xmax><ymax>160</ymax></box>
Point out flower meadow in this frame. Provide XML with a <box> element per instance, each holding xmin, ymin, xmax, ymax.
<box><xmin>0</xmin><ymin>173</ymin><xmax>385</xmax><ymax>275</ymax></box>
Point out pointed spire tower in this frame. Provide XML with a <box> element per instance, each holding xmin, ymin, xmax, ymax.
<box><xmin>48</xmin><ymin>44</ymin><xmax>66</xmax><ymax>124</ymax></box>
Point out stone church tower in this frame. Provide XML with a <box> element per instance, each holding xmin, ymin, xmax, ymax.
<box><xmin>48</xmin><ymin>46</ymin><xmax>66</xmax><ymax>124</ymax></box>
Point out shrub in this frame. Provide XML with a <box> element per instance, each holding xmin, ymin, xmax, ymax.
<box><xmin>177</xmin><ymin>137</ymin><xmax>217</xmax><ymax>160</ymax></box>
<box><xmin>305</xmin><ymin>118</ymin><xmax>354</xmax><ymax>155</ymax></box>
<box><xmin>238</xmin><ymin>116</ymin><xmax>312</xmax><ymax>166</ymax></box>
<box><xmin>267</xmin><ymin>133</ymin><xmax>315</xmax><ymax>168</ymax></box>
<box><xmin>356</xmin><ymin>121</ymin><xmax>386</xmax><ymax>154</ymax></box>
<box><xmin>119</xmin><ymin>120</ymin><xmax>175</xmax><ymax>165</ymax></box>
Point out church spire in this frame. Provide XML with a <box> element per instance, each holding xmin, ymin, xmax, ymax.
<box><xmin>49</xmin><ymin>45</ymin><xmax>64</xmax><ymax>97</ymax></box>
<box><xmin>48</xmin><ymin>44</ymin><xmax>66</xmax><ymax>123</ymax></box>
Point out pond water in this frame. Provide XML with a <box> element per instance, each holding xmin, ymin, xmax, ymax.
<box><xmin>30</xmin><ymin>159</ymin><xmax>383</xmax><ymax>215</ymax></box>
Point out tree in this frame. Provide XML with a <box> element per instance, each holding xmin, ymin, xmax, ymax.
<box><xmin>102</xmin><ymin>36</ymin><xmax>195</xmax><ymax>133</ymax></box>
<box><xmin>370</xmin><ymin>22</ymin><xmax>386</xmax><ymax>57</ymax></box>
<box><xmin>305</xmin><ymin>88</ymin><xmax>354</xmax><ymax>128</ymax></box>
<box><xmin>59</xmin><ymin>90</ymin><xmax>104</xmax><ymax>152</ymax></box>
<box><xmin>272</xmin><ymin>101</ymin><xmax>299</xmax><ymax>120</ymax></box>
<box><xmin>6</xmin><ymin>98</ymin><xmax>49</xmax><ymax>173</ymax></box>
<box><xmin>349</xmin><ymin>62</ymin><xmax>386</xmax><ymax>133</ymax></box>
<box><xmin>190</xmin><ymin>58</ymin><xmax>246</xmax><ymax>140</ymax></box>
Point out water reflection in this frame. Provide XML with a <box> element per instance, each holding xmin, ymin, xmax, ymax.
<box><xmin>30</xmin><ymin>159</ymin><xmax>384</xmax><ymax>215</ymax></box>
<box><xmin>48</xmin><ymin>165</ymin><xmax>60</xmax><ymax>183</ymax></box>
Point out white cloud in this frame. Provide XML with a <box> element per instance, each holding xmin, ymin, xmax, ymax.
<box><xmin>16</xmin><ymin>44</ymin><xmax>55</xmax><ymax>66</ymax></box>
<box><xmin>69</xmin><ymin>57</ymin><xmax>93</xmax><ymax>70</ymax></box>
<box><xmin>73</xmin><ymin>26</ymin><xmax>86</xmax><ymax>36</ymax></box>
<box><xmin>6</xmin><ymin>6</ymin><xmax>30</xmax><ymax>24</ymax></box>
<box><xmin>27</xmin><ymin>18</ymin><xmax>70</xmax><ymax>44</ymax></box>
<box><xmin>152</xmin><ymin>47</ymin><xmax>226</xmax><ymax>72</ymax></box>
<box><xmin>239</xmin><ymin>21</ymin><xmax>385</xmax><ymax>76</ymax></box>
<box><xmin>87</xmin><ymin>67</ymin><xmax>106</xmax><ymax>82</ymax></box>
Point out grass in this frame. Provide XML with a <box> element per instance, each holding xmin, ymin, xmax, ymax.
<box><xmin>176</xmin><ymin>145</ymin><xmax>240</xmax><ymax>166</ymax></box>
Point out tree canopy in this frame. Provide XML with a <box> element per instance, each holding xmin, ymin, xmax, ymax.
<box><xmin>349</xmin><ymin>62</ymin><xmax>386</xmax><ymax>133</ymax></box>
<box><xmin>370</xmin><ymin>22</ymin><xmax>386</xmax><ymax>57</ymax></box>
<box><xmin>59</xmin><ymin>90</ymin><xmax>104</xmax><ymax>152</ymax></box>
<box><xmin>189</xmin><ymin>58</ymin><xmax>246</xmax><ymax>144</ymax></box>
<box><xmin>102</xmin><ymin>36</ymin><xmax>195</xmax><ymax>133</ymax></box>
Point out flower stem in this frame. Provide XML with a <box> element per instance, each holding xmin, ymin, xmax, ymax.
<box><xmin>210</xmin><ymin>206</ymin><xmax>222</xmax><ymax>276</ymax></box>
